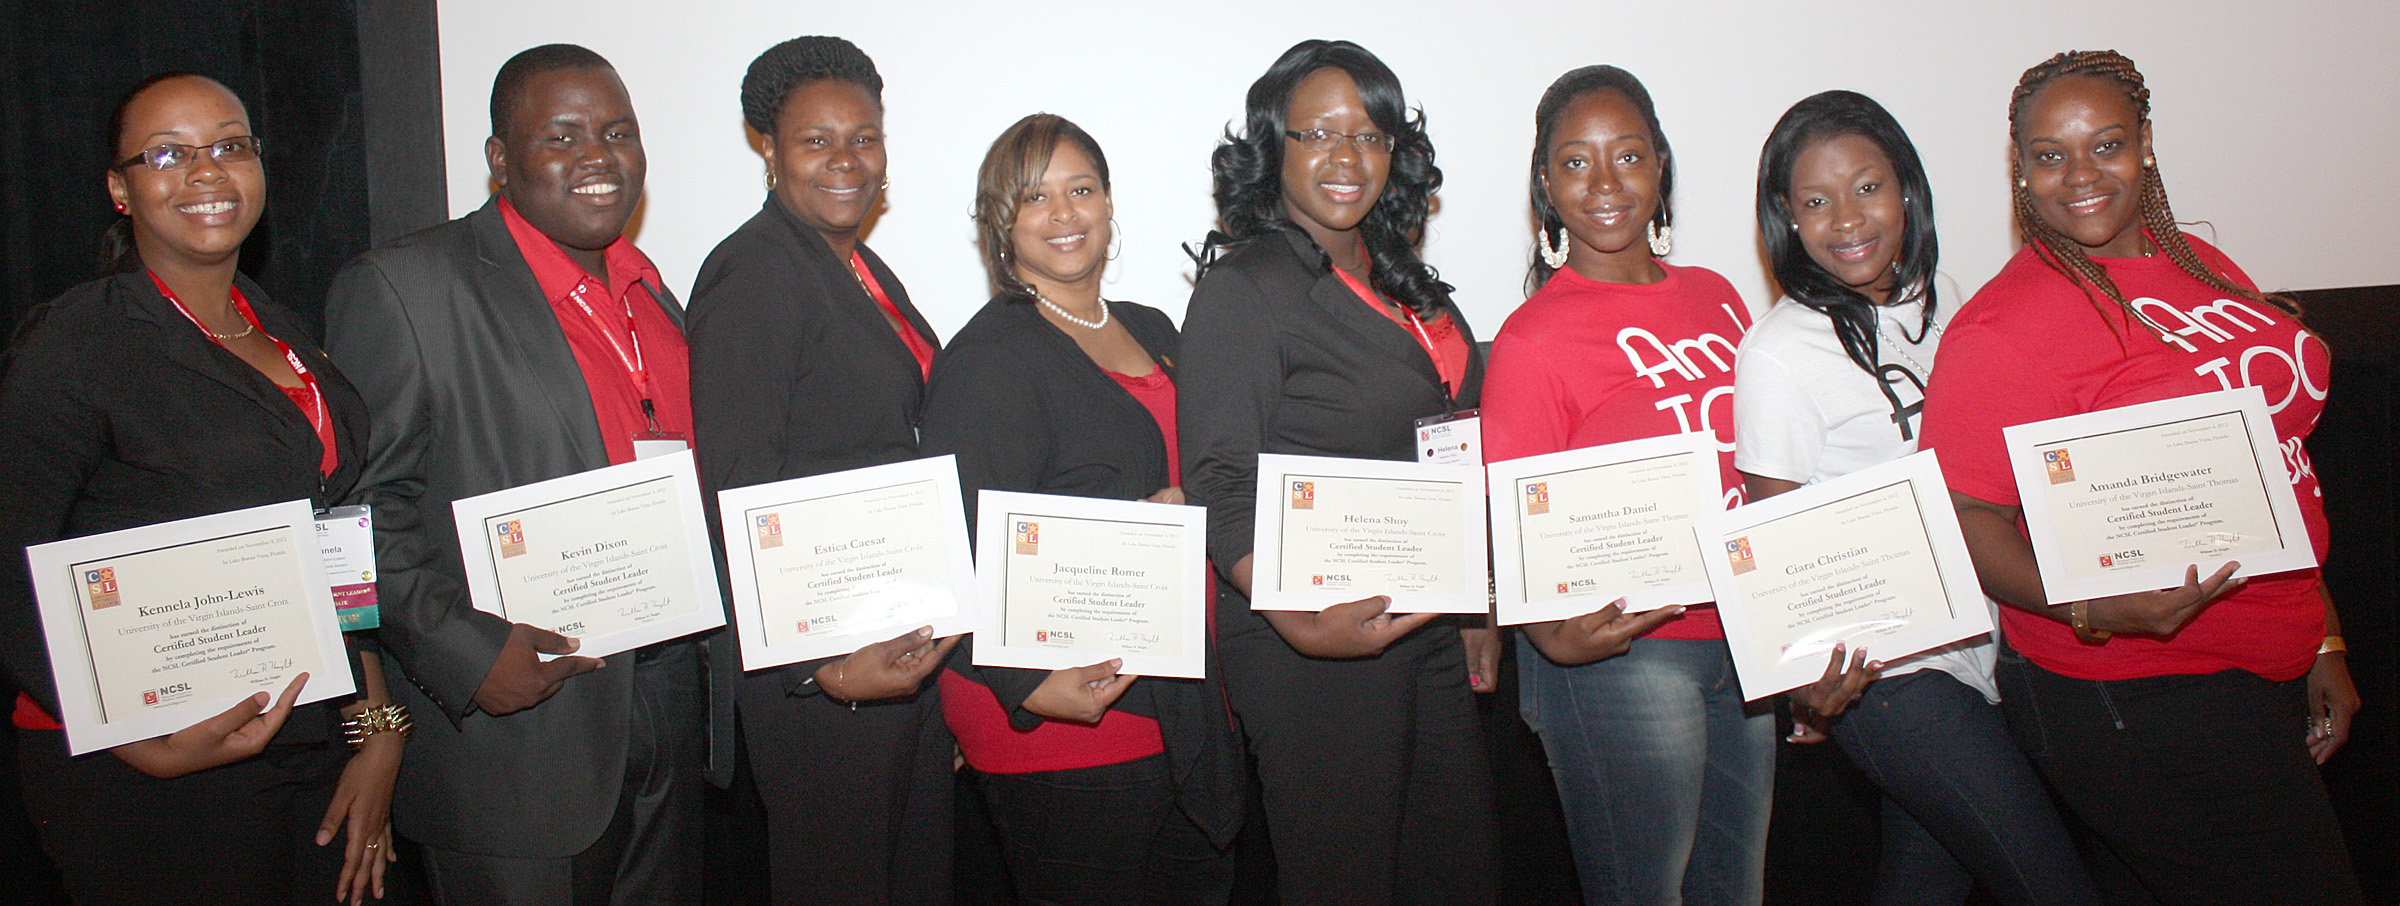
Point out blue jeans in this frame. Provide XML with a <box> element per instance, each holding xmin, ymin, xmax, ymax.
<box><xmin>1519</xmin><ymin>636</ymin><xmax>1774</xmax><ymax>906</ymax></box>
<box><xmin>1830</xmin><ymin>670</ymin><xmax>2098</xmax><ymax>906</ymax></box>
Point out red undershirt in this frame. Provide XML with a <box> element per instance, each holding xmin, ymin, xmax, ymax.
<box><xmin>850</xmin><ymin>251</ymin><xmax>936</xmax><ymax>381</ymax></box>
<box><xmin>941</xmin><ymin>367</ymin><xmax>1181</xmax><ymax>774</ymax></box>
<box><xmin>1333</xmin><ymin>266</ymin><xmax>1470</xmax><ymax>397</ymax></box>
<box><xmin>500</xmin><ymin>197</ymin><xmax>693</xmax><ymax>466</ymax></box>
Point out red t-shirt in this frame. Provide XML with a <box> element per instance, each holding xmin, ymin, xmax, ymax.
<box><xmin>499</xmin><ymin>198</ymin><xmax>693</xmax><ymax>466</ymax></box>
<box><xmin>1919</xmin><ymin>235</ymin><xmax>2329</xmax><ymax>681</ymax></box>
<box><xmin>939</xmin><ymin>366</ymin><xmax>1181</xmax><ymax>774</ymax></box>
<box><xmin>1482</xmin><ymin>264</ymin><xmax>1752</xmax><ymax>641</ymax></box>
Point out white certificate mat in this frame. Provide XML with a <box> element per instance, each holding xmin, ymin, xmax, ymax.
<box><xmin>973</xmin><ymin>491</ymin><xmax>1207</xmax><ymax>679</ymax></box>
<box><xmin>1250</xmin><ymin>453</ymin><xmax>1487</xmax><ymax>614</ymax></box>
<box><xmin>1488</xmin><ymin>432</ymin><xmax>1720</xmax><ymax>625</ymax></box>
<box><xmin>2004</xmin><ymin>386</ymin><xmax>2314</xmax><ymax>603</ymax></box>
<box><xmin>453</xmin><ymin>450</ymin><xmax>724</xmax><ymax>660</ymax></box>
<box><xmin>1695</xmin><ymin>451</ymin><xmax>1992</xmax><ymax>700</ymax></box>
<box><xmin>717</xmin><ymin>456</ymin><xmax>975</xmax><ymax>670</ymax></box>
<box><xmin>26</xmin><ymin>500</ymin><xmax>355</xmax><ymax>755</ymax></box>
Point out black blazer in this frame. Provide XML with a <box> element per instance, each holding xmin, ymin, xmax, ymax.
<box><xmin>1178</xmin><ymin>230</ymin><xmax>1485</xmax><ymax>566</ymax></box>
<box><xmin>0</xmin><ymin>271</ymin><xmax>368</xmax><ymax>739</ymax></box>
<box><xmin>324</xmin><ymin>199</ymin><xmax>729</xmax><ymax>857</ymax></box>
<box><xmin>917</xmin><ymin>296</ymin><xmax>1242</xmax><ymax>845</ymax></box>
<box><xmin>686</xmin><ymin>197</ymin><xmax>941</xmax><ymax>690</ymax></box>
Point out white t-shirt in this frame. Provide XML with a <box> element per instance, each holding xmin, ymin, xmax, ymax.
<box><xmin>1732</xmin><ymin>273</ymin><xmax>1999</xmax><ymax>702</ymax></box>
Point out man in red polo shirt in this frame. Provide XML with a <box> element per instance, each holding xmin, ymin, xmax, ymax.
<box><xmin>325</xmin><ymin>44</ymin><xmax>720</xmax><ymax>904</ymax></box>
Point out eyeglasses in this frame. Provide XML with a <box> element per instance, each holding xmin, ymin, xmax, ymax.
<box><xmin>1284</xmin><ymin>128</ymin><xmax>1394</xmax><ymax>154</ymax></box>
<box><xmin>115</xmin><ymin>136</ymin><xmax>263</xmax><ymax>171</ymax></box>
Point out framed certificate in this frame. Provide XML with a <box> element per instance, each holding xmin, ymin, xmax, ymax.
<box><xmin>718</xmin><ymin>456</ymin><xmax>976</xmax><ymax>670</ymax></box>
<box><xmin>972</xmin><ymin>491</ymin><xmax>1207</xmax><ymax>679</ymax></box>
<box><xmin>1250</xmin><ymin>453</ymin><xmax>1487</xmax><ymax>614</ymax></box>
<box><xmin>452</xmin><ymin>450</ymin><xmax>725</xmax><ymax>661</ymax></box>
<box><xmin>1694</xmin><ymin>451</ymin><xmax>1992</xmax><ymax>700</ymax></box>
<box><xmin>2004</xmin><ymin>386</ymin><xmax>2314</xmax><ymax>603</ymax></box>
<box><xmin>1488</xmin><ymin>432</ymin><xmax>1720</xmax><ymax>625</ymax></box>
<box><xmin>25</xmin><ymin>500</ymin><xmax>356</xmax><ymax>755</ymax></box>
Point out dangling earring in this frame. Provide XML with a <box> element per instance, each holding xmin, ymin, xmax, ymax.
<box><xmin>1537</xmin><ymin>225</ymin><xmax>1570</xmax><ymax>269</ymax></box>
<box><xmin>1646</xmin><ymin>221</ymin><xmax>1673</xmax><ymax>257</ymax></box>
<box><xmin>1106</xmin><ymin>218</ymin><xmax>1123</xmax><ymax>262</ymax></box>
<box><xmin>764</xmin><ymin>168</ymin><xmax>776</xmax><ymax>191</ymax></box>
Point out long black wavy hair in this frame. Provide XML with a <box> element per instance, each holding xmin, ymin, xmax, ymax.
<box><xmin>1526</xmin><ymin>65</ymin><xmax>1671</xmax><ymax>292</ymax></box>
<box><xmin>1755</xmin><ymin>90</ymin><xmax>1939</xmax><ymax>377</ymax></box>
<box><xmin>1200</xmin><ymin>39</ymin><xmax>1452</xmax><ymax>317</ymax></box>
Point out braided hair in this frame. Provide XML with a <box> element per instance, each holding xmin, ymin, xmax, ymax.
<box><xmin>1203</xmin><ymin>39</ymin><xmax>1453</xmax><ymax>318</ymax></box>
<box><xmin>2007</xmin><ymin>50</ymin><xmax>2297</xmax><ymax>328</ymax></box>
<box><xmin>742</xmin><ymin>36</ymin><xmax>883</xmax><ymax>136</ymax></box>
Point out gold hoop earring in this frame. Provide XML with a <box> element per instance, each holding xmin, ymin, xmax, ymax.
<box><xmin>764</xmin><ymin>169</ymin><xmax>776</xmax><ymax>191</ymax></box>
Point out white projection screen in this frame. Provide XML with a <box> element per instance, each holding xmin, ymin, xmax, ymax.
<box><xmin>435</xmin><ymin>1</ymin><xmax>2400</xmax><ymax>336</ymax></box>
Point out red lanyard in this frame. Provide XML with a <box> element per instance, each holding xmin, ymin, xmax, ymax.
<box><xmin>562</xmin><ymin>277</ymin><xmax>652</xmax><ymax>401</ymax></box>
<box><xmin>149</xmin><ymin>271</ymin><xmax>336</xmax><ymax>473</ymax></box>
<box><xmin>851</xmin><ymin>251</ymin><xmax>935</xmax><ymax>380</ymax></box>
<box><xmin>1332</xmin><ymin>266</ymin><xmax>1444</xmax><ymax>370</ymax></box>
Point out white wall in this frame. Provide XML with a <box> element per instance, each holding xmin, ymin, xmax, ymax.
<box><xmin>437</xmin><ymin>0</ymin><xmax>2400</xmax><ymax>336</ymax></box>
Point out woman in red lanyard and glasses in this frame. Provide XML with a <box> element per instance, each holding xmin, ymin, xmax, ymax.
<box><xmin>684</xmin><ymin>36</ymin><xmax>955</xmax><ymax>906</ymax></box>
<box><xmin>1177</xmin><ymin>39</ymin><xmax>1495</xmax><ymax>906</ymax></box>
<box><xmin>0</xmin><ymin>73</ymin><xmax>402</xmax><ymax>906</ymax></box>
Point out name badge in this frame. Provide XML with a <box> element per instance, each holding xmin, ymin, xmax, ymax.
<box><xmin>1415</xmin><ymin>409</ymin><xmax>1483</xmax><ymax>467</ymax></box>
<box><xmin>314</xmin><ymin>505</ymin><xmax>378</xmax><ymax>631</ymax></box>
<box><xmin>634</xmin><ymin>432</ymin><xmax>692</xmax><ymax>461</ymax></box>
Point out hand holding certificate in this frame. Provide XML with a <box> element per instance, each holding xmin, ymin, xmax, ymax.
<box><xmin>972</xmin><ymin>490</ymin><xmax>1207</xmax><ymax>679</ymax></box>
<box><xmin>1694</xmin><ymin>452</ymin><xmax>1993</xmax><ymax>700</ymax></box>
<box><xmin>2004</xmin><ymin>386</ymin><xmax>2313</xmax><ymax>604</ymax></box>
<box><xmin>25</xmin><ymin>500</ymin><xmax>354</xmax><ymax>755</ymax></box>
<box><xmin>1249</xmin><ymin>454</ymin><xmax>1488</xmax><ymax>614</ymax></box>
<box><xmin>451</xmin><ymin>450</ymin><xmax>725</xmax><ymax>661</ymax></box>
<box><xmin>1488</xmin><ymin>432</ymin><xmax>1721</xmax><ymax>625</ymax></box>
<box><xmin>718</xmin><ymin>457</ymin><xmax>976</xmax><ymax>671</ymax></box>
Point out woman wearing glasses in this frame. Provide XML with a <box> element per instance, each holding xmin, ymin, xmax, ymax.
<box><xmin>1179</xmin><ymin>39</ymin><xmax>1495</xmax><ymax>906</ymax></box>
<box><xmin>0</xmin><ymin>73</ymin><xmax>401</xmax><ymax>906</ymax></box>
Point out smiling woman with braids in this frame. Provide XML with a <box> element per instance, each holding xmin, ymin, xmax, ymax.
<box><xmin>1919</xmin><ymin>50</ymin><xmax>2362</xmax><ymax>904</ymax></box>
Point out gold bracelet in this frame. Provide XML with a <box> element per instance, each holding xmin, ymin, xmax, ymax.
<box><xmin>343</xmin><ymin>703</ymin><xmax>412</xmax><ymax>747</ymax></box>
<box><xmin>2319</xmin><ymin>635</ymin><xmax>2347</xmax><ymax>656</ymax></box>
<box><xmin>2069</xmin><ymin>601</ymin><xmax>2112</xmax><ymax>643</ymax></box>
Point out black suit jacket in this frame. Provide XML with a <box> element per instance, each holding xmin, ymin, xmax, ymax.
<box><xmin>917</xmin><ymin>295</ymin><xmax>1243</xmax><ymax>844</ymax></box>
<box><xmin>324</xmin><ymin>199</ymin><xmax>730</xmax><ymax>858</ymax></box>
<box><xmin>1178</xmin><ymin>230</ymin><xmax>1485</xmax><ymax>566</ymax></box>
<box><xmin>687</xmin><ymin>197</ymin><xmax>940</xmax><ymax>690</ymax></box>
<box><xmin>0</xmin><ymin>271</ymin><xmax>367</xmax><ymax>740</ymax></box>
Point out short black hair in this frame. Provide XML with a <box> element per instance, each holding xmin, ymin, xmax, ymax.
<box><xmin>489</xmin><ymin>43</ymin><xmax>615</xmax><ymax>137</ymax></box>
<box><xmin>1755</xmin><ymin>90</ymin><xmax>1940</xmax><ymax>377</ymax></box>
<box><xmin>741</xmin><ymin>36</ymin><xmax>882</xmax><ymax>136</ymax></box>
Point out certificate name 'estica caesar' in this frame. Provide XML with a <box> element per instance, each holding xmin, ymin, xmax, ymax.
<box><xmin>1694</xmin><ymin>451</ymin><xmax>1993</xmax><ymax>700</ymax></box>
<box><xmin>974</xmin><ymin>490</ymin><xmax>1207</xmax><ymax>679</ymax></box>
<box><xmin>1250</xmin><ymin>453</ymin><xmax>1488</xmax><ymax>614</ymax></box>
<box><xmin>452</xmin><ymin>450</ymin><xmax>726</xmax><ymax>661</ymax></box>
<box><xmin>27</xmin><ymin>500</ymin><xmax>355</xmax><ymax>755</ymax></box>
<box><xmin>2004</xmin><ymin>386</ymin><xmax>2316</xmax><ymax>604</ymax></box>
<box><xmin>718</xmin><ymin>456</ymin><xmax>976</xmax><ymax>670</ymax></box>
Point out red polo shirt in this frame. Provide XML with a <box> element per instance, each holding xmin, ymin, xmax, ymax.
<box><xmin>499</xmin><ymin>198</ymin><xmax>693</xmax><ymax>465</ymax></box>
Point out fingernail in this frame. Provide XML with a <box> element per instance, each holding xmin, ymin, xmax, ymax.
<box><xmin>316</xmin><ymin>829</ymin><xmax>332</xmax><ymax>845</ymax></box>
<box><xmin>1469</xmin><ymin>674</ymin><xmax>1485</xmax><ymax>687</ymax></box>
<box><xmin>917</xmin><ymin>627</ymin><xmax>934</xmax><ymax>638</ymax></box>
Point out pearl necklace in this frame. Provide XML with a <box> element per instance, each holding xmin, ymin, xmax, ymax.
<box><xmin>1036</xmin><ymin>291</ymin><xmax>1109</xmax><ymax>330</ymax></box>
<box><xmin>1875</xmin><ymin>305</ymin><xmax>1941</xmax><ymax>376</ymax></box>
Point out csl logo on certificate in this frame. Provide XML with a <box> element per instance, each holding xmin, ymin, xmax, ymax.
<box><xmin>1015</xmin><ymin>521</ymin><xmax>1040</xmax><ymax>555</ymax></box>
<box><xmin>84</xmin><ymin>567</ymin><xmax>121</xmax><ymax>610</ymax></box>
<box><xmin>2043</xmin><ymin>449</ymin><xmax>2075</xmax><ymax>484</ymax></box>
<box><xmin>1524</xmin><ymin>482</ymin><xmax>1551</xmax><ymax>516</ymax></box>
<box><xmin>1290</xmin><ymin>481</ymin><xmax>1315</xmax><ymax>510</ymax></box>
<box><xmin>755</xmin><ymin>514</ymin><xmax>783</xmax><ymax>550</ymax></box>
<box><xmin>1726</xmin><ymin>537</ymin><xmax>1757</xmax><ymax>575</ymax></box>
<box><xmin>494</xmin><ymin>520</ymin><xmax>527</xmax><ymax>559</ymax></box>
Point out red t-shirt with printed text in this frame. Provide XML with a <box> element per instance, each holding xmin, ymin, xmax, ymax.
<box><xmin>1919</xmin><ymin>235</ymin><xmax>2328</xmax><ymax>682</ymax></box>
<box><xmin>1482</xmin><ymin>264</ymin><xmax>1752</xmax><ymax>641</ymax></box>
